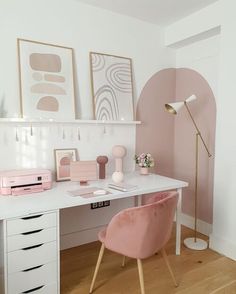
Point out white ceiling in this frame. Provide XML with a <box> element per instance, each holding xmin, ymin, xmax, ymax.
<box><xmin>76</xmin><ymin>0</ymin><xmax>218</xmax><ymax>26</ymax></box>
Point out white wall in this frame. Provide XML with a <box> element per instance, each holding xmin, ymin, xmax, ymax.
<box><xmin>166</xmin><ymin>0</ymin><xmax>236</xmax><ymax>261</ymax></box>
<box><xmin>0</xmin><ymin>0</ymin><xmax>175</xmax><ymax>248</ymax></box>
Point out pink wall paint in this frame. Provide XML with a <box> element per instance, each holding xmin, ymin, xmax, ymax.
<box><xmin>136</xmin><ymin>68</ymin><xmax>216</xmax><ymax>224</ymax></box>
<box><xmin>136</xmin><ymin>69</ymin><xmax>176</xmax><ymax>177</ymax></box>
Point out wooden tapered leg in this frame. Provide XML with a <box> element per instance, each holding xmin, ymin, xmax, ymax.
<box><xmin>89</xmin><ymin>243</ymin><xmax>105</xmax><ymax>293</ymax></box>
<box><xmin>137</xmin><ymin>259</ymin><xmax>145</xmax><ymax>294</ymax></box>
<box><xmin>161</xmin><ymin>248</ymin><xmax>178</xmax><ymax>287</ymax></box>
<box><xmin>121</xmin><ymin>256</ymin><xmax>126</xmax><ymax>267</ymax></box>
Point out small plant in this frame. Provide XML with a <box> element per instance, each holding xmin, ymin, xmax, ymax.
<box><xmin>134</xmin><ymin>153</ymin><xmax>154</xmax><ymax>168</ymax></box>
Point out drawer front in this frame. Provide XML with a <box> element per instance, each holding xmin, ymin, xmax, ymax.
<box><xmin>8</xmin><ymin>262</ymin><xmax>57</xmax><ymax>294</ymax></box>
<box><xmin>8</xmin><ymin>241</ymin><xmax>57</xmax><ymax>274</ymax></box>
<box><xmin>7</xmin><ymin>212</ymin><xmax>57</xmax><ymax>236</ymax></box>
<box><xmin>7</xmin><ymin>227</ymin><xmax>57</xmax><ymax>252</ymax></box>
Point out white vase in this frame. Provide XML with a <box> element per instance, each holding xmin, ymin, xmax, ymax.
<box><xmin>140</xmin><ymin>167</ymin><xmax>149</xmax><ymax>175</ymax></box>
<box><xmin>112</xmin><ymin>171</ymin><xmax>124</xmax><ymax>183</ymax></box>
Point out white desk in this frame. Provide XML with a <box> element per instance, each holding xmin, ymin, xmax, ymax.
<box><xmin>0</xmin><ymin>172</ymin><xmax>188</xmax><ymax>294</ymax></box>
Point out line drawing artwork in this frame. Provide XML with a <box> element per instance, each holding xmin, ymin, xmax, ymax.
<box><xmin>90</xmin><ymin>52</ymin><xmax>134</xmax><ymax>121</ymax></box>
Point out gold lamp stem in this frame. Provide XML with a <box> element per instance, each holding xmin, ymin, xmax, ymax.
<box><xmin>194</xmin><ymin>133</ymin><xmax>199</xmax><ymax>242</ymax></box>
<box><xmin>184</xmin><ymin>102</ymin><xmax>212</xmax><ymax>243</ymax></box>
<box><xmin>184</xmin><ymin>102</ymin><xmax>212</xmax><ymax>158</ymax></box>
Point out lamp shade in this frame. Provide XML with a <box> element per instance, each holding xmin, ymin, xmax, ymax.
<box><xmin>165</xmin><ymin>101</ymin><xmax>184</xmax><ymax>114</ymax></box>
<box><xmin>185</xmin><ymin>94</ymin><xmax>197</xmax><ymax>103</ymax></box>
<box><xmin>165</xmin><ymin>95</ymin><xmax>197</xmax><ymax>114</ymax></box>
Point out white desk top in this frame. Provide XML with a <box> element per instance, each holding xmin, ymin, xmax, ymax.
<box><xmin>0</xmin><ymin>172</ymin><xmax>188</xmax><ymax>220</ymax></box>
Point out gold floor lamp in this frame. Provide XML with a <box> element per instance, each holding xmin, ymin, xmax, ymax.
<box><xmin>165</xmin><ymin>95</ymin><xmax>212</xmax><ymax>250</ymax></box>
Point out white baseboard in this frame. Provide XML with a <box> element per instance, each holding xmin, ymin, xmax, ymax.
<box><xmin>180</xmin><ymin>213</ymin><xmax>212</xmax><ymax>236</ymax></box>
<box><xmin>60</xmin><ymin>225</ymin><xmax>106</xmax><ymax>250</ymax></box>
<box><xmin>209</xmin><ymin>234</ymin><xmax>236</xmax><ymax>261</ymax></box>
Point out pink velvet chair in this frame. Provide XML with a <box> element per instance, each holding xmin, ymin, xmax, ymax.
<box><xmin>89</xmin><ymin>191</ymin><xmax>179</xmax><ymax>294</ymax></box>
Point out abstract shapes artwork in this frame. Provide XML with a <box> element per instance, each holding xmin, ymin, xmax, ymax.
<box><xmin>54</xmin><ymin>148</ymin><xmax>78</xmax><ymax>181</ymax></box>
<box><xmin>90</xmin><ymin>52</ymin><xmax>134</xmax><ymax>121</ymax></box>
<box><xmin>37</xmin><ymin>96</ymin><xmax>59</xmax><ymax>112</ymax></box>
<box><xmin>17</xmin><ymin>39</ymin><xmax>76</xmax><ymax>119</ymax></box>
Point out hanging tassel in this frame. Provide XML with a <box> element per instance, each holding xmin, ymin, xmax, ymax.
<box><xmin>15</xmin><ymin>127</ymin><xmax>19</xmax><ymax>142</ymax></box>
<box><xmin>30</xmin><ymin>124</ymin><xmax>33</xmax><ymax>136</ymax></box>
<box><xmin>62</xmin><ymin>127</ymin><xmax>66</xmax><ymax>140</ymax></box>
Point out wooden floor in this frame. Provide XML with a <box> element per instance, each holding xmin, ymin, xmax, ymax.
<box><xmin>61</xmin><ymin>226</ymin><xmax>236</xmax><ymax>294</ymax></box>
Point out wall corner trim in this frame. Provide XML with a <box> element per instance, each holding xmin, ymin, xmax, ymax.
<box><xmin>210</xmin><ymin>234</ymin><xmax>236</xmax><ymax>261</ymax></box>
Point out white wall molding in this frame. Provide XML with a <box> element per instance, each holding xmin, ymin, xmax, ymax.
<box><xmin>181</xmin><ymin>213</ymin><xmax>212</xmax><ymax>236</ymax></box>
<box><xmin>210</xmin><ymin>234</ymin><xmax>236</xmax><ymax>261</ymax></box>
<box><xmin>165</xmin><ymin>1</ymin><xmax>221</xmax><ymax>48</ymax></box>
<box><xmin>166</xmin><ymin>26</ymin><xmax>221</xmax><ymax>49</ymax></box>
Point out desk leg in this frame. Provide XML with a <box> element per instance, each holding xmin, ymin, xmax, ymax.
<box><xmin>135</xmin><ymin>195</ymin><xmax>142</xmax><ymax>207</ymax></box>
<box><xmin>176</xmin><ymin>188</ymin><xmax>182</xmax><ymax>255</ymax></box>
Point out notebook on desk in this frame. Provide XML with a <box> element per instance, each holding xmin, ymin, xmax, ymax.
<box><xmin>108</xmin><ymin>183</ymin><xmax>138</xmax><ymax>192</ymax></box>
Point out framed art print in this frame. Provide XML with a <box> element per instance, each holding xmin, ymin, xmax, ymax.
<box><xmin>18</xmin><ymin>38</ymin><xmax>76</xmax><ymax>119</ymax></box>
<box><xmin>90</xmin><ymin>52</ymin><xmax>134</xmax><ymax>121</ymax></box>
<box><xmin>54</xmin><ymin>148</ymin><xmax>78</xmax><ymax>181</ymax></box>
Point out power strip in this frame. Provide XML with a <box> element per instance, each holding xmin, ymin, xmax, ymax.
<box><xmin>91</xmin><ymin>200</ymin><xmax>110</xmax><ymax>209</ymax></box>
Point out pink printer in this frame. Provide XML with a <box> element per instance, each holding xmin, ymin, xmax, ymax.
<box><xmin>0</xmin><ymin>169</ymin><xmax>52</xmax><ymax>196</ymax></box>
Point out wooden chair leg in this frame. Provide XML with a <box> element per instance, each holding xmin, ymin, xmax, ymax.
<box><xmin>137</xmin><ymin>259</ymin><xmax>145</xmax><ymax>294</ymax></box>
<box><xmin>121</xmin><ymin>256</ymin><xmax>126</xmax><ymax>267</ymax></box>
<box><xmin>89</xmin><ymin>243</ymin><xmax>105</xmax><ymax>293</ymax></box>
<box><xmin>161</xmin><ymin>248</ymin><xmax>178</xmax><ymax>287</ymax></box>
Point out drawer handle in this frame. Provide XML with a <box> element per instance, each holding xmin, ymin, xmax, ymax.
<box><xmin>22</xmin><ymin>285</ymin><xmax>44</xmax><ymax>293</ymax></box>
<box><xmin>21</xmin><ymin>229</ymin><xmax>43</xmax><ymax>235</ymax></box>
<box><xmin>22</xmin><ymin>243</ymin><xmax>43</xmax><ymax>250</ymax></box>
<box><xmin>22</xmin><ymin>264</ymin><xmax>43</xmax><ymax>272</ymax></box>
<box><xmin>21</xmin><ymin>214</ymin><xmax>43</xmax><ymax>220</ymax></box>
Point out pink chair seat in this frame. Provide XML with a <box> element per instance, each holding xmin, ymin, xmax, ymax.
<box><xmin>90</xmin><ymin>191</ymin><xmax>179</xmax><ymax>294</ymax></box>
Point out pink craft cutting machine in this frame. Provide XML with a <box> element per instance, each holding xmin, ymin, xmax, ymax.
<box><xmin>0</xmin><ymin>169</ymin><xmax>52</xmax><ymax>196</ymax></box>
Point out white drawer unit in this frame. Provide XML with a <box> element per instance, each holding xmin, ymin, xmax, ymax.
<box><xmin>0</xmin><ymin>211</ymin><xmax>60</xmax><ymax>294</ymax></box>
<box><xmin>8</xmin><ymin>241</ymin><xmax>57</xmax><ymax>274</ymax></box>
<box><xmin>6</xmin><ymin>212</ymin><xmax>57</xmax><ymax>236</ymax></box>
<box><xmin>7</xmin><ymin>227</ymin><xmax>57</xmax><ymax>252</ymax></box>
<box><xmin>8</xmin><ymin>262</ymin><xmax>57</xmax><ymax>294</ymax></box>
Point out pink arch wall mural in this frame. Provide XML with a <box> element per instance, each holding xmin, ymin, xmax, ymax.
<box><xmin>136</xmin><ymin>68</ymin><xmax>216</xmax><ymax>224</ymax></box>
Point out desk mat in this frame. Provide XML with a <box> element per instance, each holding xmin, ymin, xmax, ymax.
<box><xmin>68</xmin><ymin>187</ymin><xmax>111</xmax><ymax>198</ymax></box>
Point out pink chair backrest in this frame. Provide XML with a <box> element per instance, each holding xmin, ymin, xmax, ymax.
<box><xmin>104</xmin><ymin>191</ymin><xmax>178</xmax><ymax>259</ymax></box>
<box><xmin>142</xmin><ymin>191</ymin><xmax>176</xmax><ymax>205</ymax></box>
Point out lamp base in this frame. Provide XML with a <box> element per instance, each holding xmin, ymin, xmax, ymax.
<box><xmin>184</xmin><ymin>237</ymin><xmax>208</xmax><ymax>250</ymax></box>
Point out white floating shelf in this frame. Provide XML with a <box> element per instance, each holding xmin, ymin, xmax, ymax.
<box><xmin>0</xmin><ymin>118</ymin><xmax>141</xmax><ymax>125</ymax></box>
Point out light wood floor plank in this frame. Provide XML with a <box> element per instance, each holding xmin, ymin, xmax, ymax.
<box><xmin>61</xmin><ymin>226</ymin><xmax>236</xmax><ymax>294</ymax></box>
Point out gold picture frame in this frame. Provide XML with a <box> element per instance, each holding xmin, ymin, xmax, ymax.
<box><xmin>17</xmin><ymin>38</ymin><xmax>76</xmax><ymax>119</ymax></box>
<box><xmin>90</xmin><ymin>52</ymin><xmax>135</xmax><ymax>121</ymax></box>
